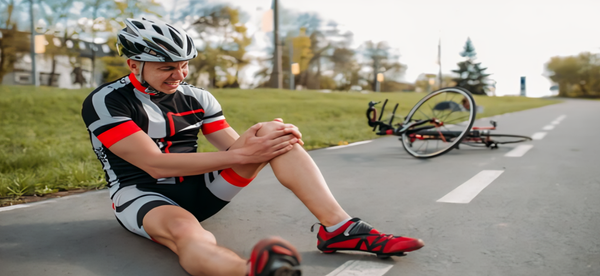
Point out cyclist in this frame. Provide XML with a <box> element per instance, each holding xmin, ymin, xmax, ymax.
<box><xmin>81</xmin><ymin>17</ymin><xmax>424</xmax><ymax>276</ymax></box>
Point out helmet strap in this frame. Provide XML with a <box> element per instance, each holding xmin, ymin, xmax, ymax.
<box><xmin>136</xmin><ymin>61</ymin><xmax>163</xmax><ymax>94</ymax></box>
<box><xmin>136</xmin><ymin>61</ymin><xmax>150</xmax><ymax>88</ymax></box>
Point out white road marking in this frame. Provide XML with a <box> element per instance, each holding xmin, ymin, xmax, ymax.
<box><xmin>325</xmin><ymin>140</ymin><xmax>372</xmax><ymax>150</ymax></box>
<box><xmin>531</xmin><ymin>132</ymin><xmax>547</xmax><ymax>140</ymax></box>
<box><xmin>326</xmin><ymin>260</ymin><xmax>393</xmax><ymax>276</ymax></box>
<box><xmin>551</xmin><ymin>115</ymin><xmax>566</xmax><ymax>125</ymax></box>
<box><xmin>554</xmin><ymin>114</ymin><xmax>566</xmax><ymax>122</ymax></box>
<box><xmin>0</xmin><ymin>190</ymin><xmax>105</xmax><ymax>213</ymax></box>
<box><xmin>0</xmin><ymin>204</ymin><xmax>30</xmax><ymax>212</ymax></box>
<box><xmin>543</xmin><ymin>125</ymin><xmax>555</xmax><ymax>130</ymax></box>
<box><xmin>505</xmin><ymin>145</ymin><xmax>534</xmax><ymax>157</ymax></box>
<box><xmin>437</xmin><ymin>170</ymin><xmax>505</xmax><ymax>204</ymax></box>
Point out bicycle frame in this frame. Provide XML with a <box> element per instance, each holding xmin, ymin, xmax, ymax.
<box><xmin>366</xmin><ymin>100</ymin><xmax>517</xmax><ymax>150</ymax></box>
<box><xmin>367</xmin><ymin>99</ymin><xmax>441</xmax><ymax>136</ymax></box>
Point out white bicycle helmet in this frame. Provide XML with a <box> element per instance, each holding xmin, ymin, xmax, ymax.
<box><xmin>116</xmin><ymin>17</ymin><xmax>197</xmax><ymax>62</ymax></box>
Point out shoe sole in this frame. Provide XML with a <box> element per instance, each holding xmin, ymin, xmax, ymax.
<box><xmin>274</xmin><ymin>266</ymin><xmax>302</xmax><ymax>276</ymax></box>
<box><xmin>319</xmin><ymin>242</ymin><xmax>424</xmax><ymax>258</ymax></box>
<box><xmin>251</xmin><ymin>236</ymin><xmax>302</xmax><ymax>276</ymax></box>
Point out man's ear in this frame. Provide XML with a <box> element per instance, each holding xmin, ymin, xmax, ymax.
<box><xmin>127</xmin><ymin>59</ymin><xmax>139</xmax><ymax>74</ymax></box>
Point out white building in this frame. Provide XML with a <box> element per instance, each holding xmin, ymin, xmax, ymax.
<box><xmin>1</xmin><ymin>34</ymin><xmax>112</xmax><ymax>89</ymax></box>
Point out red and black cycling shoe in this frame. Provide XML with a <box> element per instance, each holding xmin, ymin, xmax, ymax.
<box><xmin>311</xmin><ymin>218</ymin><xmax>424</xmax><ymax>259</ymax></box>
<box><xmin>248</xmin><ymin>236</ymin><xmax>302</xmax><ymax>276</ymax></box>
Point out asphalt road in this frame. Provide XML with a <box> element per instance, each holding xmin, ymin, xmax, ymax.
<box><xmin>1</xmin><ymin>98</ymin><xmax>598</xmax><ymax>276</ymax></box>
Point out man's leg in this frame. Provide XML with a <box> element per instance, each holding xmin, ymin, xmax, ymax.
<box><xmin>230</xmin><ymin>121</ymin><xmax>424</xmax><ymax>257</ymax></box>
<box><xmin>229</xmin><ymin>121</ymin><xmax>350</xmax><ymax>227</ymax></box>
<box><xmin>143</xmin><ymin>205</ymin><xmax>247</xmax><ymax>276</ymax></box>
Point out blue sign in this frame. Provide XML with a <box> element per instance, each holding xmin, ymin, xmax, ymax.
<box><xmin>520</xmin><ymin>76</ymin><xmax>526</xmax><ymax>96</ymax></box>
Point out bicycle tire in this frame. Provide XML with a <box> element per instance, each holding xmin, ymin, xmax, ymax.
<box><xmin>401</xmin><ymin>87</ymin><xmax>476</xmax><ymax>158</ymax></box>
<box><xmin>462</xmin><ymin>133</ymin><xmax>532</xmax><ymax>147</ymax></box>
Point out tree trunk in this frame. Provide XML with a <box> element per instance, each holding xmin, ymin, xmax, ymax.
<box><xmin>48</xmin><ymin>56</ymin><xmax>57</xmax><ymax>86</ymax></box>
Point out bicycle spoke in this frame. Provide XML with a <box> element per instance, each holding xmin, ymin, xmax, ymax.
<box><xmin>400</xmin><ymin>87</ymin><xmax>476</xmax><ymax>158</ymax></box>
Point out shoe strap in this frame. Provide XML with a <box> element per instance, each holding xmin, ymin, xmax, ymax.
<box><xmin>346</xmin><ymin>220</ymin><xmax>375</xmax><ymax>235</ymax></box>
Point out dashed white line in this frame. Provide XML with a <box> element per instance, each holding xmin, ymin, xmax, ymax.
<box><xmin>531</xmin><ymin>132</ymin><xmax>547</xmax><ymax>140</ymax></box>
<box><xmin>325</xmin><ymin>140</ymin><xmax>372</xmax><ymax>150</ymax></box>
<box><xmin>326</xmin><ymin>260</ymin><xmax>393</xmax><ymax>276</ymax></box>
<box><xmin>542</xmin><ymin>125</ymin><xmax>555</xmax><ymax>131</ymax></box>
<box><xmin>551</xmin><ymin>115</ymin><xmax>566</xmax><ymax>125</ymax></box>
<box><xmin>505</xmin><ymin>145</ymin><xmax>534</xmax><ymax>157</ymax></box>
<box><xmin>437</xmin><ymin>170</ymin><xmax>505</xmax><ymax>204</ymax></box>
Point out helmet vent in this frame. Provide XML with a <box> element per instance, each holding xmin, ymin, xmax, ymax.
<box><xmin>166</xmin><ymin>24</ymin><xmax>180</xmax><ymax>35</ymax></box>
<box><xmin>186</xmin><ymin>36</ymin><xmax>194</xmax><ymax>56</ymax></box>
<box><xmin>126</xmin><ymin>27</ymin><xmax>138</xmax><ymax>36</ymax></box>
<box><xmin>152</xmin><ymin>37</ymin><xmax>181</xmax><ymax>57</ymax></box>
<box><xmin>169</xmin><ymin>29</ymin><xmax>183</xmax><ymax>48</ymax></box>
<box><xmin>152</xmin><ymin>25</ymin><xmax>163</xmax><ymax>35</ymax></box>
<box><xmin>132</xmin><ymin>21</ymin><xmax>145</xmax><ymax>29</ymax></box>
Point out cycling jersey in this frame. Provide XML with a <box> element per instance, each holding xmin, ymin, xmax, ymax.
<box><xmin>81</xmin><ymin>73</ymin><xmax>230</xmax><ymax>198</ymax></box>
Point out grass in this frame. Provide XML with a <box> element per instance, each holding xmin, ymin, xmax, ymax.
<box><xmin>0</xmin><ymin>85</ymin><xmax>561</xmax><ymax>200</ymax></box>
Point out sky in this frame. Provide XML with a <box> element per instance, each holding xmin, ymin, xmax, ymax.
<box><xmin>161</xmin><ymin>0</ymin><xmax>600</xmax><ymax>97</ymax></box>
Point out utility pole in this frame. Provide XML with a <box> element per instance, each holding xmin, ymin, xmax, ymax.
<box><xmin>288</xmin><ymin>36</ymin><xmax>294</xmax><ymax>90</ymax></box>
<box><xmin>270</xmin><ymin>0</ymin><xmax>282</xmax><ymax>88</ymax></box>
<box><xmin>29</xmin><ymin>0</ymin><xmax>38</xmax><ymax>86</ymax></box>
<box><xmin>438</xmin><ymin>35</ymin><xmax>442</xmax><ymax>89</ymax></box>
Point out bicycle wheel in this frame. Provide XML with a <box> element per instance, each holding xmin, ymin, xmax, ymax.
<box><xmin>401</xmin><ymin>87</ymin><xmax>476</xmax><ymax>158</ymax></box>
<box><xmin>462</xmin><ymin>133</ymin><xmax>533</xmax><ymax>147</ymax></box>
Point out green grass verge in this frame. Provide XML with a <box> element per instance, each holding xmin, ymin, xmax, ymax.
<box><xmin>0</xmin><ymin>85</ymin><xmax>560</xmax><ymax>198</ymax></box>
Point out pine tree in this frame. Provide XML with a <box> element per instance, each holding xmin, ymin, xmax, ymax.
<box><xmin>452</xmin><ymin>38</ymin><xmax>491</xmax><ymax>95</ymax></box>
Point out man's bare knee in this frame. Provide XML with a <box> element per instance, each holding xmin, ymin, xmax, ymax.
<box><xmin>255</xmin><ymin>121</ymin><xmax>284</xmax><ymax>137</ymax></box>
<box><xmin>167</xmin><ymin>218</ymin><xmax>216</xmax><ymax>245</ymax></box>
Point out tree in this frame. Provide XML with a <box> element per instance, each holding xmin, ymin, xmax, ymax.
<box><xmin>452</xmin><ymin>37</ymin><xmax>491</xmax><ymax>95</ymax></box>
<box><xmin>358</xmin><ymin>40</ymin><xmax>405</xmax><ymax>91</ymax></box>
<box><xmin>36</xmin><ymin>0</ymin><xmax>81</xmax><ymax>86</ymax></box>
<box><xmin>0</xmin><ymin>0</ymin><xmax>32</xmax><ymax>84</ymax></box>
<box><xmin>172</xmin><ymin>3</ymin><xmax>250</xmax><ymax>88</ymax></box>
<box><xmin>545</xmin><ymin>52</ymin><xmax>600</xmax><ymax>98</ymax></box>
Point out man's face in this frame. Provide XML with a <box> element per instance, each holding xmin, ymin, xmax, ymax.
<box><xmin>128</xmin><ymin>60</ymin><xmax>189</xmax><ymax>94</ymax></box>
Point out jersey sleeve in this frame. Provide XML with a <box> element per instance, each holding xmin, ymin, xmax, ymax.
<box><xmin>82</xmin><ymin>89</ymin><xmax>141</xmax><ymax>148</ymax></box>
<box><xmin>193</xmin><ymin>88</ymin><xmax>230</xmax><ymax>135</ymax></box>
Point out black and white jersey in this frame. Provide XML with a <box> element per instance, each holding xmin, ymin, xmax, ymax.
<box><xmin>81</xmin><ymin>73</ymin><xmax>230</xmax><ymax>198</ymax></box>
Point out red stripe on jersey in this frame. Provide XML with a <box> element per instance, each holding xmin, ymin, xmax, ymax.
<box><xmin>128</xmin><ymin>73</ymin><xmax>157</xmax><ymax>95</ymax></box>
<box><xmin>166</xmin><ymin>109</ymin><xmax>205</xmax><ymax>136</ymax></box>
<box><xmin>202</xmin><ymin>119</ymin><xmax>230</xmax><ymax>135</ymax></box>
<box><xmin>97</xmin><ymin>120</ymin><xmax>142</xmax><ymax>148</ymax></box>
<box><xmin>221</xmin><ymin>168</ymin><xmax>254</xmax><ymax>187</ymax></box>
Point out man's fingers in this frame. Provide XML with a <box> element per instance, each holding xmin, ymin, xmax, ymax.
<box><xmin>247</xmin><ymin>123</ymin><xmax>264</xmax><ymax>136</ymax></box>
<box><xmin>271</xmin><ymin>133</ymin><xmax>298</xmax><ymax>146</ymax></box>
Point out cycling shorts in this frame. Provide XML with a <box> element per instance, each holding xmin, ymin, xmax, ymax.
<box><xmin>111</xmin><ymin>168</ymin><xmax>253</xmax><ymax>240</ymax></box>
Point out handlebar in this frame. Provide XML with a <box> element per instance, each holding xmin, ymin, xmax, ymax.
<box><xmin>366</xmin><ymin>99</ymin><xmax>400</xmax><ymax>133</ymax></box>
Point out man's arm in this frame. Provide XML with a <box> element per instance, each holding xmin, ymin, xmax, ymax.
<box><xmin>204</xmin><ymin>127</ymin><xmax>240</xmax><ymax>151</ymax></box>
<box><xmin>108</xmin><ymin>123</ymin><xmax>299</xmax><ymax>179</ymax></box>
<box><xmin>109</xmin><ymin>130</ymin><xmax>240</xmax><ymax>178</ymax></box>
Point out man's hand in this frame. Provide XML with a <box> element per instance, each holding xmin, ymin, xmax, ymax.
<box><xmin>273</xmin><ymin>118</ymin><xmax>304</xmax><ymax>146</ymax></box>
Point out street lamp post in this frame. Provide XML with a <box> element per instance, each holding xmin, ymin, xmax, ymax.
<box><xmin>29</xmin><ymin>0</ymin><xmax>38</xmax><ymax>86</ymax></box>
<box><xmin>376</xmin><ymin>73</ymin><xmax>384</xmax><ymax>92</ymax></box>
<box><xmin>270</xmin><ymin>0</ymin><xmax>282</xmax><ymax>89</ymax></box>
<box><xmin>288</xmin><ymin>36</ymin><xmax>294</xmax><ymax>90</ymax></box>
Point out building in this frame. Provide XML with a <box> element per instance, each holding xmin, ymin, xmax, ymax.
<box><xmin>1</xmin><ymin>32</ymin><xmax>113</xmax><ymax>89</ymax></box>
